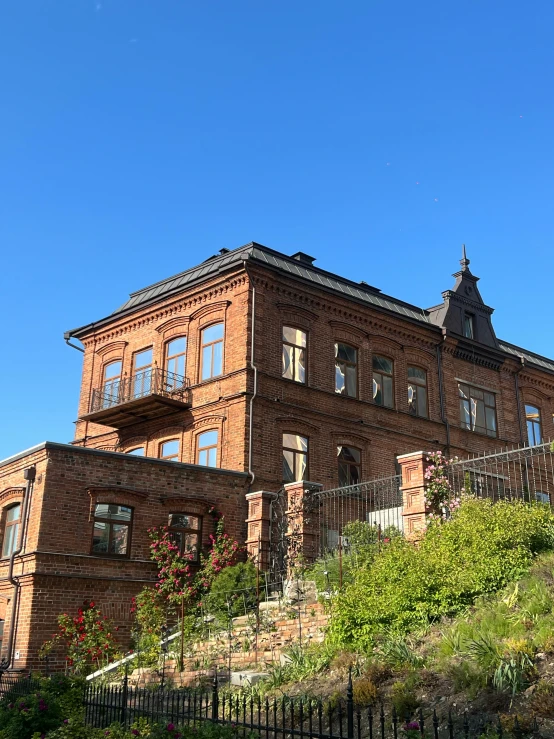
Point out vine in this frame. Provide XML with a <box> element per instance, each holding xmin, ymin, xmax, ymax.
<box><xmin>424</xmin><ymin>451</ymin><xmax>461</xmax><ymax>521</ymax></box>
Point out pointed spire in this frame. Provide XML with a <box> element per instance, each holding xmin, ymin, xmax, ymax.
<box><xmin>460</xmin><ymin>243</ymin><xmax>470</xmax><ymax>271</ymax></box>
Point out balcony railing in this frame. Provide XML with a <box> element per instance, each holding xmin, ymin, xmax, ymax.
<box><xmin>83</xmin><ymin>369</ymin><xmax>191</xmax><ymax>428</ymax></box>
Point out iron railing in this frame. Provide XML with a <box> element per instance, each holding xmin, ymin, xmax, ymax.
<box><xmin>446</xmin><ymin>440</ymin><xmax>554</xmax><ymax>505</ymax></box>
<box><xmin>80</xmin><ymin>672</ymin><xmax>541</xmax><ymax>738</ymax></box>
<box><xmin>89</xmin><ymin>368</ymin><xmax>190</xmax><ymax>413</ymax></box>
<box><xmin>314</xmin><ymin>475</ymin><xmax>403</xmax><ymax>556</ymax></box>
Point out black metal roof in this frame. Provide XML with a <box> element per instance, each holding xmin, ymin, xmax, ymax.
<box><xmin>65</xmin><ymin>241</ymin><xmax>554</xmax><ymax>376</ymax></box>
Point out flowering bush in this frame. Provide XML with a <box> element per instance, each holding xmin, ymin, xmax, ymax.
<box><xmin>0</xmin><ymin>687</ymin><xmax>64</xmax><ymax>739</ymax></box>
<box><xmin>424</xmin><ymin>451</ymin><xmax>460</xmax><ymax>521</ymax></box>
<box><xmin>40</xmin><ymin>602</ymin><xmax>119</xmax><ymax>675</ymax></box>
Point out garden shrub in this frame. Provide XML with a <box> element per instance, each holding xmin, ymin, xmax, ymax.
<box><xmin>328</xmin><ymin>499</ymin><xmax>554</xmax><ymax>651</ymax></box>
<box><xmin>205</xmin><ymin>561</ymin><xmax>261</xmax><ymax>619</ymax></box>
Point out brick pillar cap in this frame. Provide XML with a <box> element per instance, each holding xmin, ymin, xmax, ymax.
<box><xmin>245</xmin><ymin>490</ymin><xmax>279</xmax><ymax>500</ymax></box>
<box><xmin>396</xmin><ymin>451</ymin><xmax>427</xmax><ymax>461</ymax></box>
<box><xmin>283</xmin><ymin>481</ymin><xmax>323</xmax><ymax>491</ymax></box>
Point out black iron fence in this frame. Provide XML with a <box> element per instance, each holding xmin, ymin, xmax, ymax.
<box><xmin>82</xmin><ymin>673</ymin><xmax>541</xmax><ymax>738</ymax></box>
<box><xmin>0</xmin><ymin>668</ymin><xmax>547</xmax><ymax>737</ymax></box>
<box><xmin>446</xmin><ymin>440</ymin><xmax>554</xmax><ymax>505</ymax></box>
<box><xmin>89</xmin><ymin>368</ymin><xmax>190</xmax><ymax>413</ymax></box>
<box><xmin>313</xmin><ymin>475</ymin><xmax>403</xmax><ymax>556</ymax></box>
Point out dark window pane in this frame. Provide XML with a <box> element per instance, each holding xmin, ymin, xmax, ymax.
<box><xmin>373</xmin><ymin>356</ymin><xmax>393</xmax><ymax>374</ymax></box>
<box><xmin>383</xmin><ymin>376</ymin><xmax>394</xmax><ymax>408</ymax></box>
<box><xmin>92</xmin><ymin>522</ymin><xmax>109</xmax><ymax>553</ymax></box>
<box><xmin>373</xmin><ymin>376</ymin><xmax>382</xmax><ymax>405</ymax></box>
<box><xmin>345</xmin><ymin>365</ymin><xmax>357</xmax><ymax>397</ymax></box>
<box><xmin>407</xmin><ymin>367</ymin><xmax>426</xmax><ymax>383</ymax></box>
<box><xmin>111</xmin><ymin>524</ymin><xmax>129</xmax><ymax>555</ymax></box>
<box><xmin>283</xmin><ymin>450</ymin><xmax>295</xmax><ymax>482</ymax></box>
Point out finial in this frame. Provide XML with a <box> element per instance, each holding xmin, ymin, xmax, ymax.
<box><xmin>460</xmin><ymin>243</ymin><xmax>470</xmax><ymax>271</ymax></box>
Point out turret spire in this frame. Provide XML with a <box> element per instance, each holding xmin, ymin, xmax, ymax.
<box><xmin>460</xmin><ymin>244</ymin><xmax>470</xmax><ymax>272</ymax></box>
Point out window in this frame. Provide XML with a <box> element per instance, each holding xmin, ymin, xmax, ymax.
<box><xmin>459</xmin><ymin>383</ymin><xmax>497</xmax><ymax>437</ymax></box>
<box><xmin>92</xmin><ymin>504</ymin><xmax>132</xmax><ymax>556</ymax></box>
<box><xmin>526</xmin><ymin>405</ymin><xmax>542</xmax><ymax>446</ymax></box>
<box><xmin>463</xmin><ymin>314</ymin><xmax>475</xmax><ymax>339</ymax></box>
<box><xmin>126</xmin><ymin>447</ymin><xmax>145</xmax><ymax>456</ymax></box>
<box><xmin>335</xmin><ymin>343</ymin><xmax>357</xmax><ymax>397</ymax></box>
<box><xmin>337</xmin><ymin>446</ymin><xmax>361</xmax><ymax>487</ymax></box>
<box><xmin>407</xmin><ymin>367</ymin><xmax>428</xmax><ymax>418</ymax></box>
<box><xmin>373</xmin><ymin>356</ymin><xmax>394</xmax><ymax>408</ymax></box>
<box><xmin>168</xmin><ymin>513</ymin><xmax>202</xmax><ymax>562</ymax></box>
<box><xmin>201</xmin><ymin>323</ymin><xmax>224</xmax><ymax>381</ymax></box>
<box><xmin>160</xmin><ymin>439</ymin><xmax>180</xmax><ymax>461</ymax></box>
<box><xmin>283</xmin><ymin>433</ymin><xmax>308</xmax><ymax>482</ymax></box>
<box><xmin>2</xmin><ymin>504</ymin><xmax>21</xmax><ymax>558</ymax></box>
<box><xmin>102</xmin><ymin>360</ymin><xmax>122</xmax><ymax>408</ymax></box>
<box><xmin>536</xmin><ymin>491</ymin><xmax>550</xmax><ymax>505</ymax></box>
<box><xmin>165</xmin><ymin>337</ymin><xmax>187</xmax><ymax>390</ymax></box>
<box><xmin>197</xmin><ymin>430</ymin><xmax>218</xmax><ymax>467</ymax></box>
<box><xmin>282</xmin><ymin>327</ymin><xmax>306</xmax><ymax>383</ymax></box>
<box><xmin>133</xmin><ymin>348</ymin><xmax>153</xmax><ymax>398</ymax></box>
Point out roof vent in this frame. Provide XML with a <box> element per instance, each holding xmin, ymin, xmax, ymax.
<box><xmin>291</xmin><ymin>251</ymin><xmax>316</xmax><ymax>266</ymax></box>
<box><xmin>219</xmin><ymin>248</ymin><xmax>230</xmax><ymax>255</ymax></box>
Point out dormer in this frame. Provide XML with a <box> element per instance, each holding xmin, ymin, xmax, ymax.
<box><xmin>427</xmin><ymin>246</ymin><xmax>498</xmax><ymax>349</ymax></box>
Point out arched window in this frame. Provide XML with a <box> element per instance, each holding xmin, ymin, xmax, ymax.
<box><xmin>337</xmin><ymin>446</ymin><xmax>361</xmax><ymax>487</ymax></box>
<box><xmin>200</xmin><ymin>324</ymin><xmax>224</xmax><ymax>381</ymax></box>
<box><xmin>160</xmin><ymin>439</ymin><xmax>180</xmax><ymax>461</ymax></box>
<box><xmin>2</xmin><ymin>504</ymin><xmax>21</xmax><ymax>558</ymax></box>
<box><xmin>407</xmin><ymin>367</ymin><xmax>428</xmax><ymax>418</ymax></box>
<box><xmin>126</xmin><ymin>447</ymin><xmax>145</xmax><ymax>456</ymax></box>
<box><xmin>335</xmin><ymin>343</ymin><xmax>357</xmax><ymax>397</ymax></box>
<box><xmin>373</xmin><ymin>356</ymin><xmax>394</xmax><ymax>408</ymax></box>
<box><xmin>133</xmin><ymin>348</ymin><xmax>153</xmax><ymax>398</ymax></box>
<box><xmin>197</xmin><ymin>430</ymin><xmax>219</xmax><ymax>467</ymax></box>
<box><xmin>168</xmin><ymin>513</ymin><xmax>202</xmax><ymax>563</ymax></box>
<box><xmin>282</xmin><ymin>327</ymin><xmax>307</xmax><ymax>384</ymax></box>
<box><xmin>91</xmin><ymin>504</ymin><xmax>132</xmax><ymax>557</ymax></box>
<box><xmin>282</xmin><ymin>433</ymin><xmax>308</xmax><ymax>482</ymax></box>
<box><xmin>526</xmin><ymin>405</ymin><xmax>542</xmax><ymax>446</ymax></box>
<box><xmin>102</xmin><ymin>360</ymin><xmax>122</xmax><ymax>408</ymax></box>
<box><xmin>165</xmin><ymin>337</ymin><xmax>187</xmax><ymax>390</ymax></box>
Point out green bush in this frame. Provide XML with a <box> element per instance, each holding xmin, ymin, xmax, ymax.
<box><xmin>205</xmin><ymin>561</ymin><xmax>261</xmax><ymax>619</ymax></box>
<box><xmin>328</xmin><ymin>499</ymin><xmax>554</xmax><ymax>651</ymax></box>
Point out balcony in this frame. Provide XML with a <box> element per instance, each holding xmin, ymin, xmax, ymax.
<box><xmin>81</xmin><ymin>369</ymin><xmax>191</xmax><ymax>428</ymax></box>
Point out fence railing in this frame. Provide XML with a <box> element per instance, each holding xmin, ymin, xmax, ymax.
<box><xmin>90</xmin><ymin>368</ymin><xmax>190</xmax><ymax>413</ymax></box>
<box><xmin>81</xmin><ymin>672</ymin><xmax>541</xmax><ymax>738</ymax></box>
<box><xmin>447</xmin><ymin>440</ymin><xmax>554</xmax><ymax>505</ymax></box>
<box><xmin>313</xmin><ymin>475</ymin><xmax>403</xmax><ymax>556</ymax></box>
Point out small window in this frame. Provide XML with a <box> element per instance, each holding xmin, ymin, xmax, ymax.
<box><xmin>126</xmin><ymin>447</ymin><xmax>145</xmax><ymax>456</ymax></box>
<box><xmin>337</xmin><ymin>446</ymin><xmax>361</xmax><ymax>487</ymax></box>
<box><xmin>165</xmin><ymin>337</ymin><xmax>187</xmax><ymax>390</ymax></box>
<box><xmin>92</xmin><ymin>504</ymin><xmax>132</xmax><ymax>557</ymax></box>
<box><xmin>201</xmin><ymin>323</ymin><xmax>224</xmax><ymax>381</ymax></box>
<box><xmin>335</xmin><ymin>343</ymin><xmax>357</xmax><ymax>397</ymax></box>
<box><xmin>282</xmin><ymin>327</ymin><xmax>307</xmax><ymax>384</ymax></box>
<box><xmin>463</xmin><ymin>314</ymin><xmax>475</xmax><ymax>339</ymax></box>
<box><xmin>197</xmin><ymin>430</ymin><xmax>218</xmax><ymax>467</ymax></box>
<box><xmin>373</xmin><ymin>356</ymin><xmax>394</xmax><ymax>408</ymax></box>
<box><xmin>160</xmin><ymin>439</ymin><xmax>180</xmax><ymax>461</ymax></box>
<box><xmin>283</xmin><ymin>433</ymin><xmax>308</xmax><ymax>482</ymax></box>
<box><xmin>168</xmin><ymin>513</ymin><xmax>202</xmax><ymax>563</ymax></box>
<box><xmin>536</xmin><ymin>492</ymin><xmax>550</xmax><ymax>505</ymax></box>
<box><xmin>526</xmin><ymin>405</ymin><xmax>542</xmax><ymax>446</ymax></box>
<box><xmin>2</xmin><ymin>504</ymin><xmax>21</xmax><ymax>558</ymax></box>
<box><xmin>407</xmin><ymin>367</ymin><xmax>428</xmax><ymax>418</ymax></box>
<box><xmin>459</xmin><ymin>383</ymin><xmax>497</xmax><ymax>437</ymax></box>
<box><xmin>133</xmin><ymin>348</ymin><xmax>153</xmax><ymax>398</ymax></box>
<box><xmin>102</xmin><ymin>360</ymin><xmax>122</xmax><ymax>408</ymax></box>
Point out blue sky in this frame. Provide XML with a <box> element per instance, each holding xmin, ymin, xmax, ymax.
<box><xmin>1</xmin><ymin>1</ymin><xmax>553</xmax><ymax>459</ymax></box>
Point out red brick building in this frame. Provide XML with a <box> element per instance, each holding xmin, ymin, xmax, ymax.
<box><xmin>1</xmin><ymin>242</ymin><xmax>553</xmax><ymax>669</ymax></box>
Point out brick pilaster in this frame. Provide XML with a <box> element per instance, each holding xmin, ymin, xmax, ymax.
<box><xmin>397</xmin><ymin>451</ymin><xmax>431</xmax><ymax>539</ymax></box>
<box><xmin>245</xmin><ymin>491</ymin><xmax>274</xmax><ymax>570</ymax></box>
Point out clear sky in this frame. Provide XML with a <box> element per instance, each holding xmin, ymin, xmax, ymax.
<box><xmin>1</xmin><ymin>1</ymin><xmax>553</xmax><ymax>460</ymax></box>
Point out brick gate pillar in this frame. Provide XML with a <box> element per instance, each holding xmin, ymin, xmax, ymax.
<box><xmin>245</xmin><ymin>491</ymin><xmax>273</xmax><ymax>570</ymax></box>
<box><xmin>285</xmin><ymin>481</ymin><xmax>322</xmax><ymax>570</ymax></box>
<box><xmin>397</xmin><ymin>451</ymin><xmax>431</xmax><ymax>540</ymax></box>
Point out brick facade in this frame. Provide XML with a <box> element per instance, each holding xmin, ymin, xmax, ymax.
<box><xmin>2</xmin><ymin>242</ymin><xmax>554</xmax><ymax>670</ymax></box>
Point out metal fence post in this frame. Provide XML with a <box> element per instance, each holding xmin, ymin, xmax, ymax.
<box><xmin>121</xmin><ymin>663</ymin><xmax>129</xmax><ymax>726</ymax></box>
<box><xmin>212</xmin><ymin>670</ymin><xmax>219</xmax><ymax>722</ymax></box>
<box><xmin>346</xmin><ymin>667</ymin><xmax>354</xmax><ymax>739</ymax></box>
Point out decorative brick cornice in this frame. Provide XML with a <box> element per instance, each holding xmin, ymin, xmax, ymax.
<box><xmin>81</xmin><ymin>276</ymin><xmax>247</xmax><ymax>348</ymax></box>
<box><xmin>95</xmin><ymin>341</ymin><xmax>128</xmax><ymax>357</ymax></box>
<box><xmin>189</xmin><ymin>300</ymin><xmax>231</xmax><ymax>322</ymax></box>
